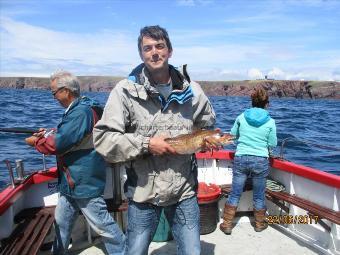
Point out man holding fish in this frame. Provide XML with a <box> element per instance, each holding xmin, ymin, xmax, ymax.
<box><xmin>93</xmin><ymin>25</ymin><xmax>230</xmax><ymax>255</ymax></box>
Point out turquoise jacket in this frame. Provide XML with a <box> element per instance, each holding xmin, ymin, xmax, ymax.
<box><xmin>35</xmin><ymin>97</ymin><xmax>106</xmax><ymax>198</ymax></box>
<box><xmin>230</xmin><ymin>108</ymin><xmax>277</xmax><ymax>157</ymax></box>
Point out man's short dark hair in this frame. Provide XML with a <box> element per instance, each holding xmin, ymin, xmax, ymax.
<box><xmin>138</xmin><ymin>25</ymin><xmax>172</xmax><ymax>54</ymax></box>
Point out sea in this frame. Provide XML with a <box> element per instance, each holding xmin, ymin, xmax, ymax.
<box><xmin>0</xmin><ymin>88</ymin><xmax>339</xmax><ymax>190</ymax></box>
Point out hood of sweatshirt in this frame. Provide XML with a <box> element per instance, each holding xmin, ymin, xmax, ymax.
<box><xmin>79</xmin><ymin>96</ymin><xmax>101</xmax><ymax>108</ymax></box>
<box><xmin>244</xmin><ymin>107</ymin><xmax>270</xmax><ymax>127</ymax></box>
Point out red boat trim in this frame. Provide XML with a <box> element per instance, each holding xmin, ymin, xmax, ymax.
<box><xmin>271</xmin><ymin>158</ymin><xmax>340</xmax><ymax>189</ymax></box>
<box><xmin>196</xmin><ymin>150</ymin><xmax>235</xmax><ymax>160</ymax></box>
<box><xmin>0</xmin><ymin>167</ymin><xmax>58</xmax><ymax>216</ymax></box>
<box><xmin>32</xmin><ymin>167</ymin><xmax>58</xmax><ymax>184</ymax></box>
<box><xmin>196</xmin><ymin>150</ymin><xmax>340</xmax><ymax>189</ymax></box>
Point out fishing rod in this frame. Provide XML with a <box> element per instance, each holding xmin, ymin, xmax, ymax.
<box><xmin>0</xmin><ymin>127</ymin><xmax>39</xmax><ymax>134</ymax></box>
<box><xmin>279</xmin><ymin>137</ymin><xmax>340</xmax><ymax>159</ymax></box>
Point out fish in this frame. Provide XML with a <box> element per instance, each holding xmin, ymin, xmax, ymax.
<box><xmin>165</xmin><ymin>129</ymin><xmax>234</xmax><ymax>154</ymax></box>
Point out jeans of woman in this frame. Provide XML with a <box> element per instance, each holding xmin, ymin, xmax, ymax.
<box><xmin>126</xmin><ymin>196</ymin><xmax>200</xmax><ymax>255</ymax></box>
<box><xmin>227</xmin><ymin>155</ymin><xmax>269</xmax><ymax>210</ymax></box>
<box><xmin>52</xmin><ymin>194</ymin><xmax>126</xmax><ymax>255</ymax></box>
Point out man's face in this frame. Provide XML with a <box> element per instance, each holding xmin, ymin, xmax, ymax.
<box><xmin>50</xmin><ymin>80</ymin><xmax>68</xmax><ymax>108</ymax></box>
<box><xmin>140</xmin><ymin>36</ymin><xmax>172</xmax><ymax>73</ymax></box>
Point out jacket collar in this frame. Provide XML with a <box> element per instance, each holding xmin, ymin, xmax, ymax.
<box><xmin>127</xmin><ymin>63</ymin><xmax>192</xmax><ymax>97</ymax></box>
<box><xmin>127</xmin><ymin>64</ymin><xmax>194</xmax><ymax>111</ymax></box>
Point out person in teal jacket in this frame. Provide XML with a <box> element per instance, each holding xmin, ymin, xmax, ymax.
<box><xmin>25</xmin><ymin>71</ymin><xmax>125</xmax><ymax>254</ymax></box>
<box><xmin>220</xmin><ymin>87</ymin><xmax>277</xmax><ymax>235</ymax></box>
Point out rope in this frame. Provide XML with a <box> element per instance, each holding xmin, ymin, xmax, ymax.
<box><xmin>266</xmin><ymin>178</ymin><xmax>286</xmax><ymax>192</ymax></box>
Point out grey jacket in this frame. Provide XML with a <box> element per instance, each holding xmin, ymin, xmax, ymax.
<box><xmin>93</xmin><ymin>64</ymin><xmax>216</xmax><ymax>206</ymax></box>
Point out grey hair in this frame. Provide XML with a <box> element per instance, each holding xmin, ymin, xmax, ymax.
<box><xmin>50</xmin><ymin>70</ymin><xmax>80</xmax><ymax>97</ymax></box>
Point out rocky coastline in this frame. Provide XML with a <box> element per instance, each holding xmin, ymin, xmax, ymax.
<box><xmin>0</xmin><ymin>76</ymin><xmax>339</xmax><ymax>99</ymax></box>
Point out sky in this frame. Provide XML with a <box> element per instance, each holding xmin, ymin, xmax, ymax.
<box><xmin>0</xmin><ymin>0</ymin><xmax>340</xmax><ymax>81</ymax></box>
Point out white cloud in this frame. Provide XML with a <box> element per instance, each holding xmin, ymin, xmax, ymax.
<box><xmin>263</xmin><ymin>67</ymin><xmax>339</xmax><ymax>81</ymax></box>
<box><xmin>219</xmin><ymin>69</ymin><xmax>246</xmax><ymax>80</ymax></box>
<box><xmin>1</xmin><ymin>17</ymin><xmax>340</xmax><ymax>81</ymax></box>
<box><xmin>285</xmin><ymin>70</ymin><xmax>335</xmax><ymax>81</ymax></box>
<box><xmin>176</xmin><ymin>0</ymin><xmax>195</xmax><ymax>6</ymax></box>
<box><xmin>0</xmin><ymin>17</ymin><xmax>139</xmax><ymax>76</ymax></box>
<box><xmin>267</xmin><ymin>67</ymin><xmax>286</xmax><ymax>80</ymax></box>
<box><xmin>188</xmin><ymin>68</ymin><xmax>246</xmax><ymax>81</ymax></box>
<box><xmin>174</xmin><ymin>46</ymin><xmax>240</xmax><ymax>65</ymax></box>
<box><xmin>247</xmin><ymin>68</ymin><xmax>264</xmax><ymax>80</ymax></box>
<box><xmin>176</xmin><ymin>0</ymin><xmax>213</xmax><ymax>7</ymax></box>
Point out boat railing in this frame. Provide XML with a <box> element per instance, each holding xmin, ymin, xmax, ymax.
<box><xmin>3</xmin><ymin>160</ymin><xmax>16</xmax><ymax>189</ymax></box>
<box><xmin>15</xmin><ymin>159</ymin><xmax>25</xmax><ymax>181</ymax></box>
<box><xmin>42</xmin><ymin>154</ymin><xmax>47</xmax><ymax>171</ymax></box>
<box><xmin>3</xmin><ymin>159</ymin><xmax>27</xmax><ymax>189</ymax></box>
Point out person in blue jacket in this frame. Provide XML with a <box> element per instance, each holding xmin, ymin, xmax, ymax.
<box><xmin>220</xmin><ymin>87</ymin><xmax>277</xmax><ymax>235</ymax></box>
<box><xmin>25</xmin><ymin>71</ymin><xmax>125</xmax><ymax>255</ymax></box>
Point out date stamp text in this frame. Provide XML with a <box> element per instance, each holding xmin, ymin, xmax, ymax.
<box><xmin>266</xmin><ymin>215</ymin><xmax>319</xmax><ymax>224</ymax></box>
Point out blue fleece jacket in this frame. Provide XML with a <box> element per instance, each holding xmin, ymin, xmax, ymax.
<box><xmin>55</xmin><ymin>97</ymin><xmax>106</xmax><ymax>198</ymax></box>
<box><xmin>230</xmin><ymin>108</ymin><xmax>277</xmax><ymax>157</ymax></box>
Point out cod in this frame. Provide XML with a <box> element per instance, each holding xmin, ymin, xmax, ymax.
<box><xmin>165</xmin><ymin>129</ymin><xmax>234</xmax><ymax>154</ymax></box>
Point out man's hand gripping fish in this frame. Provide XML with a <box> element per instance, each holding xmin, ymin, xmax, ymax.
<box><xmin>165</xmin><ymin>129</ymin><xmax>234</xmax><ymax>154</ymax></box>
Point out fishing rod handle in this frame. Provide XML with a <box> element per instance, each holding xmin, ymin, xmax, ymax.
<box><xmin>0</xmin><ymin>127</ymin><xmax>39</xmax><ymax>134</ymax></box>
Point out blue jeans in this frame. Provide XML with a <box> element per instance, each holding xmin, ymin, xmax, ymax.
<box><xmin>52</xmin><ymin>194</ymin><xmax>126</xmax><ymax>255</ymax></box>
<box><xmin>126</xmin><ymin>196</ymin><xmax>200</xmax><ymax>255</ymax></box>
<box><xmin>227</xmin><ymin>155</ymin><xmax>269</xmax><ymax>210</ymax></box>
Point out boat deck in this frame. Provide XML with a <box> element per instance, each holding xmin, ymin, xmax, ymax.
<box><xmin>65</xmin><ymin>217</ymin><xmax>319</xmax><ymax>255</ymax></box>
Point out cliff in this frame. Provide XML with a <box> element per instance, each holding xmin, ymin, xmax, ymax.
<box><xmin>0</xmin><ymin>76</ymin><xmax>123</xmax><ymax>92</ymax></box>
<box><xmin>199</xmin><ymin>80</ymin><xmax>340</xmax><ymax>99</ymax></box>
<box><xmin>0</xmin><ymin>76</ymin><xmax>339</xmax><ymax>99</ymax></box>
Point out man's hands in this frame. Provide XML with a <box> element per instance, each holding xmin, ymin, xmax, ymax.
<box><xmin>148</xmin><ymin>136</ymin><xmax>177</xmax><ymax>156</ymax></box>
<box><xmin>25</xmin><ymin>128</ymin><xmax>46</xmax><ymax>147</ymax></box>
<box><xmin>25</xmin><ymin>136</ymin><xmax>38</xmax><ymax>146</ymax></box>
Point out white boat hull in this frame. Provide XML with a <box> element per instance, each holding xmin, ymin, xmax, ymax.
<box><xmin>0</xmin><ymin>150</ymin><xmax>339</xmax><ymax>254</ymax></box>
